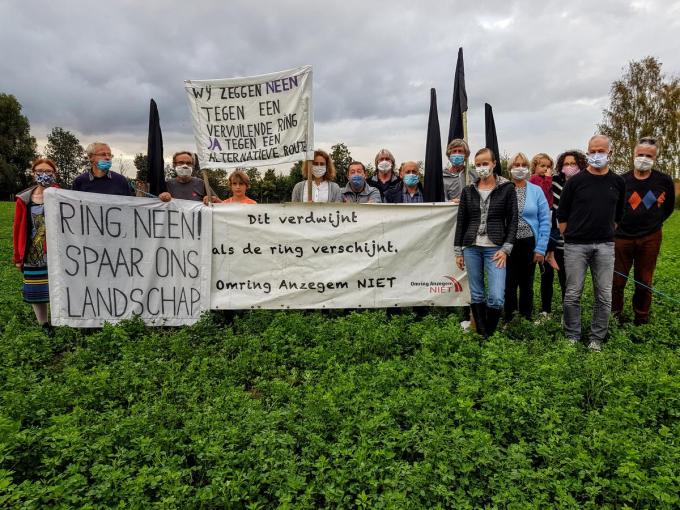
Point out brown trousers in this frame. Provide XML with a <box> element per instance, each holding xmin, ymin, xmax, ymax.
<box><xmin>612</xmin><ymin>229</ymin><xmax>662</xmax><ymax>324</ymax></box>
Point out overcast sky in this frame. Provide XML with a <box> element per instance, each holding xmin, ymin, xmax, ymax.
<box><xmin>1</xmin><ymin>0</ymin><xmax>678</xmax><ymax>176</ymax></box>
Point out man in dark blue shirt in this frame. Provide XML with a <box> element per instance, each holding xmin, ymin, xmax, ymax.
<box><xmin>72</xmin><ymin>142</ymin><xmax>133</xmax><ymax>196</ymax></box>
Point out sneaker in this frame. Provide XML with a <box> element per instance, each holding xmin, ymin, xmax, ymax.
<box><xmin>587</xmin><ymin>340</ymin><xmax>602</xmax><ymax>352</ymax></box>
<box><xmin>460</xmin><ymin>320</ymin><xmax>471</xmax><ymax>332</ymax></box>
<box><xmin>566</xmin><ymin>337</ymin><xmax>579</xmax><ymax>346</ymax></box>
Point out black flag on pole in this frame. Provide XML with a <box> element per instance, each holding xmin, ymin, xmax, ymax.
<box><xmin>484</xmin><ymin>103</ymin><xmax>501</xmax><ymax>176</ymax></box>
<box><xmin>447</xmin><ymin>47</ymin><xmax>468</xmax><ymax>143</ymax></box>
<box><xmin>147</xmin><ymin>99</ymin><xmax>166</xmax><ymax>196</ymax></box>
<box><xmin>424</xmin><ymin>88</ymin><xmax>444</xmax><ymax>202</ymax></box>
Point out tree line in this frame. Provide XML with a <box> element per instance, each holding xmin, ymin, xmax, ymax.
<box><xmin>1</xmin><ymin>56</ymin><xmax>678</xmax><ymax>201</ymax></box>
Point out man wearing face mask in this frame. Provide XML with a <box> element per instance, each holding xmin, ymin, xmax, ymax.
<box><xmin>342</xmin><ymin>161</ymin><xmax>381</xmax><ymax>203</ymax></box>
<box><xmin>557</xmin><ymin>135</ymin><xmax>626</xmax><ymax>350</ymax></box>
<box><xmin>159</xmin><ymin>152</ymin><xmax>206</xmax><ymax>202</ymax></box>
<box><xmin>443</xmin><ymin>139</ymin><xmax>473</xmax><ymax>204</ymax></box>
<box><xmin>612</xmin><ymin>137</ymin><xmax>675</xmax><ymax>325</ymax></box>
<box><xmin>72</xmin><ymin>142</ymin><xmax>133</xmax><ymax>196</ymax></box>
<box><xmin>384</xmin><ymin>161</ymin><xmax>424</xmax><ymax>203</ymax></box>
<box><xmin>367</xmin><ymin>149</ymin><xmax>401</xmax><ymax>201</ymax></box>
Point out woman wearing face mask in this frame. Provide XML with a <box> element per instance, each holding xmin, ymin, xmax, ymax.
<box><xmin>12</xmin><ymin>159</ymin><xmax>61</xmax><ymax>336</ymax></box>
<box><xmin>291</xmin><ymin>149</ymin><xmax>342</xmax><ymax>202</ymax></box>
<box><xmin>454</xmin><ymin>148</ymin><xmax>518</xmax><ymax>338</ymax></box>
<box><xmin>503</xmin><ymin>153</ymin><xmax>551</xmax><ymax>322</ymax></box>
<box><xmin>538</xmin><ymin>150</ymin><xmax>587</xmax><ymax>315</ymax></box>
<box><xmin>367</xmin><ymin>148</ymin><xmax>401</xmax><ymax>201</ymax></box>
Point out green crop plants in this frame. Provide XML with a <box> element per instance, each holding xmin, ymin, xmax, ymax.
<box><xmin>1</xmin><ymin>202</ymin><xmax>678</xmax><ymax>508</ymax></box>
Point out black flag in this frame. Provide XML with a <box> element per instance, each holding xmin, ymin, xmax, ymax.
<box><xmin>424</xmin><ymin>88</ymin><xmax>444</xmax><ymax>202</ymax></box>
<box><xmin>147</xmin><ymin>99</ymin><xmax>166</xmax><ymax>195</ymax></box>
<box><xmin>485</xmin><ymin>103</ymin><xmax>501</xmax><ymax>176</ymax></box>
<box><xmin>448</xmin><ymin>47</ymin><xmax>468</xmax><ymax>143</ymax></box>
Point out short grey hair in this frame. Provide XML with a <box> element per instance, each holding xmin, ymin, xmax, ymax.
<box><xmin>588</xmin><ymin>134</ymin><xmax>612</xmax><ymax>151</ymax></box>
<box><xmin>85</xmin><ymin>142</ymin><xmax>110</xmax><ymax>157</ymax></box>
<box><xmin>446</xmin><ymin>138</ymin><xmax>470</xmax><ymax>157</ymax></box>
<box><xmin>637</xmin><ymin>136</ymin><xmax>660</xmax><ymax>155</ymax></box>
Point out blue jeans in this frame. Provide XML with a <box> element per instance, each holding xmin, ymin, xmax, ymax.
<box><xmin>563</xmin><ymin>242</ymin><xmax>615</xmax><ymax>342</ymax></box>
<box><xmin>464</xmin><ymin>246</ymin><xmax>506</xmax><ymax>309</ymax></box>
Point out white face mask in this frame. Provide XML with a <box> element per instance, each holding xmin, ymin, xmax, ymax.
<box><xmin>476</xmin><ymin>165</ymin><xmax>492</xmax><ymax>178</ymax></box>
<box><xmin>175</xmin><ymin>164</ymin><xmax>192</xmax><ymax>177</ymax></box>
<box><xmin>377</xmin><ymin>160</ymin><xmax>393</xmax><ymax>173</ymax></box>
<box><xmin>510</xmin><ymin>167</ymin><xmax>530</xmax><ymax>180</ymax></box>
<box><xmin>633</xmin><ymin>156</ymin><xmax>654</xmax><ymax>172</ymax></box>
<box><xmin>311</xmin><ymin>164</ymin><xmax>327</xmax><ymax>177</ymax></box>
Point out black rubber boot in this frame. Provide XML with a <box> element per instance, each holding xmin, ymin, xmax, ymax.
<box><xmin>470</xmin><ymin>303</ymin><xmax>488</xmax><ymax>338</ymax></box>
<box><xmin>485</xmin><ymin>306</ymin><xmax>502</xmax><ymax>337</ymax></box>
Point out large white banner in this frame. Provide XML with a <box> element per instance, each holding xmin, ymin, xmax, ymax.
<box><xmin>210</xmin><ymin>203</ymin><xmax>469</xmax><ymax>309</ymax></box>
<box><xmin>185</xmin><ymin>65</ymin><xmax>314</xmax><ymax>168</ymax></box>
<box><xmin>44</xmin><ymin>189</ymin><xmax>213</xmax><ymax>327</ymax></box>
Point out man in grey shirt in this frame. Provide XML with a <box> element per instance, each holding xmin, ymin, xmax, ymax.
<box><xmin>341</xmin><ymin>161</ymin><xmax>382</xmax><ymax>203</ymax></box>
<box><xmin>159</xmin><ymin>151</ymin><xmax>206</xmax><ymax>202</ymax></box>
<box><xmin>443</xmin><ymin>138</ymin><xmax>471</xmax><ymax>203</ymax></box>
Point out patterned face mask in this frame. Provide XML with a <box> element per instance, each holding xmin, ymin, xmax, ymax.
<box><xmin>35</xmin><ymin>172</ymin><xmax>56</xmax><ymax>187</ymax></box>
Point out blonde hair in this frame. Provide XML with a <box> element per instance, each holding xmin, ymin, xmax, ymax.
<box><xmin>374</xmin><ymin>148</ymin><xmax>396</xmax><ymax>168</ymax></box>
<box><xmin>509</xmin><ymin>152</ymin><xmax>530</xmax><ymax>168</ymax></box>
<box><xmin>530</xmin><ymin>153</ymin><xmax>554</xmax><ymax>173</ymax></box>
<box><xmin>301</xmin><ymin>149</ymin><xmax>336</xmax><ymax>181</ymax></box>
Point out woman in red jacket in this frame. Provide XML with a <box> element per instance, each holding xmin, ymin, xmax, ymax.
<box><xmin>12</xmin><ymin>158</ymin><xmax>60</xmax><ymax>335</ymax></box>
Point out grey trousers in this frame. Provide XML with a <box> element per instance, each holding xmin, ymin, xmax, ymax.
<box><xmin>563</xmin><ymin>242</ymin><xmax>615</xmax><ymax>342</ymax></box>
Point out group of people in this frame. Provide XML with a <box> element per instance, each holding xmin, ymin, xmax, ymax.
<box><xmin>453</xmin><ymin>135</ymin><xmax>674</xmax><ymax>350</ymax></box>
<box><xmin>13</xmin><ymin>136</ymin><xmax>675</xmax><ymax>348</ymax></box>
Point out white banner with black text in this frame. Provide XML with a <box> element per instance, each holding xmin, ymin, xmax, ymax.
<box><xmin>210</xmin><ymin>203</ymin><xmax>468</xmax><ymax>309</ymax></box>
<box><xmin>44</xmin><ymin>188</ymin><xmax>213</xmax><ymax>327</ymax></box>
<box><xmin>185</xmin><ymin>65</ymin><xmax>314</xmax><ymax>168</ymax></box>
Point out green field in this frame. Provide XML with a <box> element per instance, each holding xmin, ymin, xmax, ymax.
<box><xmin>1</xmin><ymin>200</ymin><xmax>678</xmax><ymax>509</ymax></box>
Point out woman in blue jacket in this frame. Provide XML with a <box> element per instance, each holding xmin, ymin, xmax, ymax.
<box><xmin>504</xmin><ymin>153</ymin><xmax>551</xmax><ymax>321</ymax></box>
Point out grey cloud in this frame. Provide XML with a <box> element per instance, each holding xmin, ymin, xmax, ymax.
<box><xmin>0</xmin><ymin>0</ymin><xmax>677</xmax><ymax>163</ymax></box>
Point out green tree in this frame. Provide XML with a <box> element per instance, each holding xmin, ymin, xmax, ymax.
<box><xmin>598</xmin><ymin>56</ymin><xmax>679</xmax><ymax>177</ymax></box>
<box><xmin>0</xmin><ymin>93</ymin><xmax>37</xmax><ymax>198</ymax></box>
<box><xmin>134</xmin><ymin>153</ymin><xmax>149</xmax><ymax>181</ymax></box>
<box><xmin>330</xmin><ymin>143</ymin><xmax>352</xmax><ymax>186</ymax></box>
<box><xmin>45</xmin><ymin>127</ymin><xmax>87</xmax><ymax>187</ymax></box>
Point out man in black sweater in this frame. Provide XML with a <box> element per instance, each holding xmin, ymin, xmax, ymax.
<box><xmin>612</xmin><ymin>137</ymin><xmax>675</xmax><ymax>325</ymax></box>
<box><xmin>557</xmin><ymin>135</ymin><xmax>626</xmax><ymax>350</ymax></box>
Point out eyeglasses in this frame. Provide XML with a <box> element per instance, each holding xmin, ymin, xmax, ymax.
<box><xmin>94</xmin><ymin>152</ymin><xmax>113</xmax><ymax>158</ymax></box>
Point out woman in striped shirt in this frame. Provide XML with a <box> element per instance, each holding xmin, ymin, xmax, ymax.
<box><xmin>538</xmin><ymin>150</ymin><xmax>587</xmax><ymax>318</ymax></box>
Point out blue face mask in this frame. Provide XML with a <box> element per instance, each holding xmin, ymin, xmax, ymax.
<box><xmin>403</xmin><ymin>173</ymin><xmax>419</xmax><ymax>187</ymax></box>
<box><xmin>350</xmin><ymin>175</ymin><xmax>365</xmax><ymax>188</ymax></box>
<box><xmin>449</xmin><ymin>154</ymin><xmax>465</xmax><ymax>167</ymax></box>
<box><xmin>587</xmin><ymin>153</ymin><xmax>609</xmax><ymax>169</ymax></box>
<box><xmin>96</xmin><ymin>160</ymin><xmax>112</xmax><ymax>172</ymax></box>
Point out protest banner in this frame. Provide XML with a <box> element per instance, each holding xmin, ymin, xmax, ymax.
<box><xmin>210</xmin><ymin>203</ymin><xmax>468</xmax><ymax>309</ymax></box>
<box><xmin>185</xmin><ymin>65</ymin><xmax>314</xmax><ymax>168</ymax></box>
<box><xmin>44</xmin><ymin>189</ymin><xmax>213</xmax><ymax>327</ymax></box>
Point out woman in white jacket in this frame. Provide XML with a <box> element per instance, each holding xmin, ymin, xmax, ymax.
<box><xmin>291</xmin><ymin>149</ymin><xmax>342</xmax><ymax>203</ymax></box>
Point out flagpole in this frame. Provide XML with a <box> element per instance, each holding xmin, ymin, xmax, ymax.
<box><xmin>463</xmin><ymin>111</ymin><xmax>469</xmax><ymax>185</ymax></box>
